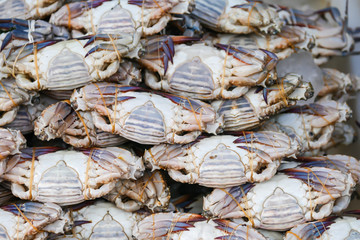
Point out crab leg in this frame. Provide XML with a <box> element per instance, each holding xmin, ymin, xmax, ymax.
<box><xmin>133</xmin><ymin>212</ymin><xmax>205</xmax><ymax>240</ymax></box>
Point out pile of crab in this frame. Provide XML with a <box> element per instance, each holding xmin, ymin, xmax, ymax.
<box><xmin>0</xmin><ymin>0</ymin><xmax>359</xmax><ymax>239</ymax></box>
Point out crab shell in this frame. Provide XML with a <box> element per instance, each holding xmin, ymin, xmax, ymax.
<box><xmin>34</xmin><ymin>100</ymin><xmax>127</xmax><ymax>148</ymax></box>
<box><xmin>144</xmin><ymin>132</ymin><xmax>299</xmax><ymax>188</ymax></box>
<box><xmin>2</xmin><ymin>147</ymin><xmax>144</xmax><ymax>206</ymax></box>
<box><xmin>104</xmin><ymin>170</ymin><xmax>170</xmax><ymax>212</ymax></box>
<box><xmin>71</xmin><ymin>83</ymin><xmax>223</xmax><ymax>145</ymax></box>
<box><xmin>203</xmin><ymin>166</ymin><xmax>356</xmax><ymax>231</ymax></box>
<box><xmin>285</xmin><ymin>216</ymin><xmax>360</xmax><ymax>240</ymax></box>
<box><xmin>0</xmin><ymin>201</ymin><xmax>65</xmax><ymax>240</ymax></box>
<box><xmin>143</xmin><ymin>43</ymin><xmax>278</xmax><ymax>100</ymax></box>
<box><xmin>260</xmin><ymin>100</ymin><xmax>348</xmax><ymax>153</ymax></box>
<box><xmin>0</xmin><ymin>0</ymin><xmax>63</xmax><ymax>19</ymax></box>
<box><xmin>134</xmin><ymin>213</ymin><xmax>269</xmax><ymax>240</ymax></box>
<box><xmin>56</xmin><ymin>200</ymin><xmax>144</xmax><ymax>239</ymax></box>
<box><xmin>39</xmin><ymin>60</ymin><xmax>142</xmax><ymax>101</ymax></box>
<box><xmin>190</xmin><ymin>0</ymin><xmax>282</xmax><ymax>34</ymax></box>
<box><xmin>212</xmin><ymin>73</ymin><xmax>313</xmax><ymax>131</ymax></box>
<box><xmin>5</xmin><ymin>39</ymin><xmax>119</xmax><ymax>91</ymax></box>
<box><xmin>50</xmin><ymin>0</ymin><xmax>189</xmax><ymax>36</ymax></box>
<box><xmin>0</xmin><ymin>128</ymin><xmax>26</xmax><ymax>162</ymax></box>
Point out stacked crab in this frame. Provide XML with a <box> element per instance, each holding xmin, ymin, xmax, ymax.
<box><xmin>0</xmin><ymin>0</ymin><xmax>358</xmax><ymax>239</ymax></box>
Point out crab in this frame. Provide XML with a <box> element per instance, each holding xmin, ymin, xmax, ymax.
<box><xmin>70</xmin><ymin>83</ymin><xmax>223</xmax><ymax>145</ymax></box>
<box><xmin>285</xmin><ymin>215</ymin><xmax>360</xmax><ymax>240</ymax></box>
<box><xmin>0</xmin><ymin>0</ymin><xmax>63</xmax><ymax>19</ymax></box>
<box><xmin>211</xmin><ymin>73</ymin><xmax>314</xmax><ymax>131</ymax></box>
<box><xmin>49</xmin><ymin>0</ymin><xmax>193</xmax><ymax>60</ymax></box>
<box><xmin>318</xmin><ymin>68</ymin><xmax>359</xmax><ymax>99</ymax></box>
<box><xmin>319</xmin><ymin>122</ymin><xmax>356</xmax><ymax>152</ymax></box>
<box><xmin>50</xmin><ymin>0</ymin><xmax>191</xmax><ymax>36</ymax></box>
<box><xmin>104</xmin><ymin>170</ymin><xmax>170</xmax><ymax>212</ymax></box>
<box><xmin>0</xmin><ymin>77</ymin><xmax>37</xmax><ymax>126</ymax></box>
<box><xmin>0</xmin><ymin>127</ymin><xmax>26</xmax><ymax>162</ymax></box>
<box><xmin>203</xmin><ymin>165</ymin><xmax>356</xmax><ymax>231</ymax></box>
<box><xmin>190</xmin><ymin>0</ymin><xmax>283</xmax><ymax>34</ymax></box>
<box><xmin>34</xmin><ymin>100</ymin><xmax>128</xmax><ymax>148</ymax></box>
<box><xmin>134</xmin><ymin>212</ymin><xmax>270</xmax><ymax>240</ymax></box>
<box><xmin>54</xmin><ymin>200</ymin><xmax>144</xmax><ymax>239</ymax></box>
<box><xmin>0</xmin><ymin>201</ymin><xmax>66</xmax><ymax>240</ymax></box>
<box><xmin>278</xmin><ymin>5</ymin><xmax>354</xmax><ymax>65</ymax></box>
<box><xmin>260</xmin><ymin>99</ymin><xmax>351</xmax><ymax>153</ymax></box>
<box><xmin>3</xmin><ymin>39</ymin><xmax>120</xmax><ymax>91</ymax></box>
<box><xmin>211</xmin><ymin>25</ymin><xmax>315</xmax><ymax>60</ymax></box>
<box><xmin>144</xmin><ymin>131</ymin><xmax>299</xmax><ymax>188</ymax></box>
<box><xmin>142</xmin><ymin>42</ymin><xmax>278</xmax><ymax>100</ymax></box>
<box><xmin>2</xmin><ymin>147</ymin><xmax>144</xmax><ymax>205</ymax></box>
<box><xmin>4</xmin><ymin>95</ymin><xmax>52</xmax><ymax>134</ymax></box>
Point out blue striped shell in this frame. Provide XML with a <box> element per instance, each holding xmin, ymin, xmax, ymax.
<box><xmin>97</xmin><ymin>5</ymin><xmax>136</xmax><ymax>35</ymax></box>
<box><xmin>169</xmin><ymin>57</ymin><xmax>214</xmax><ymax>97</ymax></box>
<box><xmin>37</xmin><ymin>161</ymin><xmax>83</xmax><ymax>205</ymax></box>
<box><xmin>123</xmin><ymin>101</ymin><xmax>165</xmax><ymax>143</ymax></box>
<box><xmin>47</xmin><ymin>48</ymin><xmax>92</xmax><ymax>90</ymax></box>
<box><xmin>89</xmin><ymin>213</ymin><xmax>128</xmax><ymax>240</ymax></box>
<box><xmin>198</xmin><ymin>143</ymin><xmax>245</xmax><ymax>187</ymax></box>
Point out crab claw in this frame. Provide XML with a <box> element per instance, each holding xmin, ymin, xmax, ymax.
<box><xmin>84</xmin><ymin>40</ymin><xmax>131</xmax><ymax>58</ymax></box>
<box><xmin>141</xmin><ymin>35</ymin><xmax>199</xmax><ymax>74</ymax></box>
<box><xmin>0</xmin><ymin>18</ymin><xmax>31</xmax><ymax>51</ymax></box>
<box><xmin>73</xmin><ymin>220</ymin><xmax>92</xmax><ymax>227</ymax></box>
<box><xmin>297</xmin><ymin>155</ymin><xmax>360</xmax><ymax>184</ymax></box>
<box><xmin>214</xmin><ymin>219</ymin><xmax>267</xmax><ymax>240</ymax></box>
<box><xmin>285</xmin><ymin>219</ymin><xmax>335</xmax><ymax>239</ymax></box>
<box><xmin>281</xmin><ymin>167</ymin><xmax>348</xmax><ymax>194</ymax></box>
<box><xmin>233</xmin><ymin>131</ymin><xmax>292</xmax><ymax>148</ymax></box>
<box><xmin>1</xmin><ymin>201</ymin><xmax>62</xmax><ymax>223</ymax></box>
<box><xmin>82</xmin><ymin>34</ymin><xmax>118</xmax><ymax>48</ymax></box>
<box><xmin>133</xmin><ymin>212</ymin><xmax>205</xmax><ymax>239</ymax></box>
<box><xmin>0</xmin><ymin>18</ymin><xmax>28</xmax><ymax>31</ymax></box>
<box><xmin>20</xmin><ymin>147</ymin><xmax>63</xmax><ymax>160</ymax></box>
<box><xmin>314</xmin><ymin>7</ymin><xmax>343</xmax><ymax>26</ymax></box>
<box><xmin>203</xmin><ymin>184</ymin><xmax>254</xmax><ymax>218</ymax></box>
<box><xmin>6</xmin><ymin>40</ymin><xmax>58</xmax><ymax>61</ymax></box>
<box><xmin>1</xmin><ymin>30</ymin><xmax>30</xmax><ymax>51</ymax></box>
<box><xmin>285</xmin><ymin>103</ymin><xmax>340</xmax><ymax>128</ymax></box>
<box><xmin>260</xmin><ymin>49</ymin><xmax>278</xmax><ymax>70</ymax></box>
<box><xmin>215</xmin><ymin>44</ymin><xmax>278</xmax><ymax>71</ymax></box>
<box><xmin>157</xmin><ymin>91</ymin><xmax>204</xmax><ymax>113</ymax></box>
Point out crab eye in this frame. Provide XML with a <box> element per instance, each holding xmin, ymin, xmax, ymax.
<box><xmin>308</xmin><ymin>131</ymin><xmax>314</xmax><ymax>137</ymax></box>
